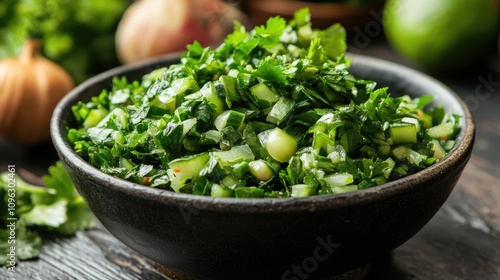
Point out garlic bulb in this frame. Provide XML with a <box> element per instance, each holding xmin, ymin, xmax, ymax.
<box><xmin>0</xmin><ymin>39</ymin><xmax>75</xmax><ymax>145</ymax></box>
<box><xmin>115</xmin><ymin>0</ymin><xmax>249</xmax><ymax>64</ymax></box>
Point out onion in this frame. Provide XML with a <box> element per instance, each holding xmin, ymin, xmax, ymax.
<box><xmin>0</xmin><ymin>39</ymin><xmax>75</xmax><ymax>145</ymax></box>
<box><xmin>115</xmin><ymin>0</ymin><xmax>249</xmax><ymax>64</ymax></box>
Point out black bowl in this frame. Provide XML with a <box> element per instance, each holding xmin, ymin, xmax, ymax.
<box><xmin>51</xmin><ymin>53</ymin><xmax>474</xmax><ymax>280</ymax></box>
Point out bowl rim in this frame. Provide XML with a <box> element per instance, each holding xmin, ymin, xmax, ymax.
<box><xmin>51</xmin><ymin>53</ymin><xmax>475</xmax><ymax>212</ymax></box>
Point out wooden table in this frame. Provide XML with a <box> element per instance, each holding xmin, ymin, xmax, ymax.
<box><xmin>1</xmin><ymin>37</ymin><xmax>500</xmax><ymax>280</ymax></box>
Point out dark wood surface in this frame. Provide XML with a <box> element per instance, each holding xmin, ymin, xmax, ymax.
<box><xmin>1</xmin><ymin>36</ymin><xmax>500</xmax><ymax>279</ymax></box>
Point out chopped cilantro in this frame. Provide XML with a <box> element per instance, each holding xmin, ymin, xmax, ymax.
<box><xmin>68</xmin><ymin>8</ymin><xmax>461</xmax><ymax>198</ymax></box>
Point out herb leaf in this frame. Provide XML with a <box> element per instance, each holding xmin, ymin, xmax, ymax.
<box><xmin>0</xmin><ymin>162</ymin><xmax>94</xmax><ymax>265</ymax></box>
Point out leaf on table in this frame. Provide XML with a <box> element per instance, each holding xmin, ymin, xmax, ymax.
<box><xmin>0</xmin><ymin>161</ymin><xmax>94</xmax><ymax>266</ymax></box>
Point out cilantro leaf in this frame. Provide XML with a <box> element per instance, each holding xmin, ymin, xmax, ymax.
<box><xmin>54</xmin><ymin>196</ymin><xmax>94</xmax><ymax>236</ymax></box>
<box><xmin>316</xmin><ymin>23</ymin><xmax>347</xmax><ymax>61</ymax></box>
<box><xmin>0</xmin><ymin>162</ymin><xmax>94</xmax><ymax>266</ymax></box>
<box><xmin>293</xmin><ymin>7</ymin><xmax>312</xmax><ymax>27</ymax></box>
<box><xmin>255</xmin><ymin>16</ymin><xmax>287</xmax><ymax>51</ymax></box>
<box><xmin>255</xmin><ymin>16</ymin><xmax>287</xmax><ymax>42</ymax></box>
<box><xmin>21</xmin><ymin>200</ymin><xmax>68</xmax><ymax>228</ymax></box>
<box><xmin>224</xmin><ymin>21</ymin><xmax>248</xmax><ymax>47</ymax></box>
<box><xmin>307</xmin><ymin>37</ymin><xmax>325</xmax><ymax>66</ymax></box>
<box><xmin>43</xmin><ymin>162</ymin><xmax>77</xmax><ymax>199</ymax></box>
<box><xmin>254</xmin><ymin>60</ymin><xmax>287</xmax><ymax>84</ymax></box>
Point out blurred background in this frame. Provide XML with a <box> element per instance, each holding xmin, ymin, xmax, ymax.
<box><xmin>1</xmin><ymin>0</ymin><xmax>498</xmax><ymax>83</ymax></box>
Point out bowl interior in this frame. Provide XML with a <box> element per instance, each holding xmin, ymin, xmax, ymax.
<box><xmin>51</xmin><ymin>52</ymin><xmax>474</xmax><ymax>210</ymax></box>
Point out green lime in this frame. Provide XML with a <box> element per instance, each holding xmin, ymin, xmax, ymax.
<box><xmin>383</xmin><ymin>0</ymin><xmax>499</xmax><ymax>71</ymax></box>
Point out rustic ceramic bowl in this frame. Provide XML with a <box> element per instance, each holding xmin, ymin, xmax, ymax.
<box><xmin>51</xmin><ymin>53</ymin><xmax>474</xmax><ymax>280</ymax></box>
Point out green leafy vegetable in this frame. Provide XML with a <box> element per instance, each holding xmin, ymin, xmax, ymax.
<box><xmin>0</xmin><ymin>162</ymin><xmax>93</xmax><ymax>265</ymax></box>
<box><xmin>68</xmin><ymin>8</ymin><xmax>461</xmax><ymax>198</ymax></box>
<box><xmin>0</xmin><ymin>0</ymin><xmax>128</xmax><ymax>83</ymax></box>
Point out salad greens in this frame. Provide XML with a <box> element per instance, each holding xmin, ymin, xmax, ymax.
<box><xmin>68</xmin><ymin>8</ymin><xmax>461</xmax><ymax>198</ymax></box>
<box><xmin>0</xmin><ymin>0</ymin><xmax>128</xmax><ymax>83</ymax></box>
<box><xmin>0</xmin><ymin>162</ymin><xmax>94</xmax><ymax>265</ymax></box>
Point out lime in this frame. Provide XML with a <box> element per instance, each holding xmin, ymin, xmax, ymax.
<box><xmin>383</xmin><ymin>0</ymin><xmax>499</xmax><ymax>71</ymax></box>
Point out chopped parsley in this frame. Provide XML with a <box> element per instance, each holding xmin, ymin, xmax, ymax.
<box><xmin>68</xmin><ymin>8</ymin><xmax>461</xmax><ymax>198</ymax></box>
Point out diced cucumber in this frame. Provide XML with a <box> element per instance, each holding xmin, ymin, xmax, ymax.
<box><xmin>327</xmin><ymin>145</ymin><xmax>347</xmax><ymax>164</ymax></box>
<box><xmin>119</xmin><ymin>158</ymin><xmax>136</xmax><ymax>171</ymax></box>
<box><xmin>181</xmin><ymin>118</ymin><xmax>197</xmax><ymax>136</ymax></box>
<box><xmin>220</xmin><ymin>75</ymin><xmax>240</xmax><ymax>104</ymax></box>
<box><xmin>248</xmin><ymin>160</ymin><xmax>274</xmax><ymax>181</ymax></box>
<box><xmin>212</xmin><ymin>145</ymin><xmax>255</xmax><ymax>169</ymax></box>
<box><xmin>401</xmin><ymin>117</ymin><xmax>420</xmax><ymax>132</ymax></box>
<box><xmin>168</xmin><ymin>153</ymin><xmax>210</xmax><ymax>192</ymax></box>
<box><xmin>266</xmin><ymin>97</ymin><xmax>296</xmax><ymax>125</ymax></box>
<box><xmin>372</xmin><ymin>175</ymin><xmax>386</xmax><ymax>186</ymax></box>
<box><xmin>323</xmin><ymin>173</ymin><xmax>354</xmax><ymax>188</ymax></box>
<box><xmin>214</xmin><ymin>110</ymin><xmax>245</xmax><ymax>131</ymax></box>
<box><xmin>392</xmin><ymin>146</ymin><xmax>407</xmax><ymax>160</ymax></box>
<box><xmin>430</xmin><ymin>139</ymin><xmax>446</xmax><ymax>160</ymax></box>
<box><xmin>405</xmin><ymin>148</ymin><xmax>424</xmax><ymax>165</ymax></box>
<box><xmin>96</xmin><ymin>107</ymin><xmax>129</xmax><ymax>130</ymax></box>
<box><xmin>200</xmin><ymin>82</ymin><xmax>226</xmax><ymax>115</ymax></box>
<box><xmin>231</xmin><ymin>161</ymin><xmax>249</xmax><ymax>179</ymax></box>
<box><xmin>427</xmin><ymin>122</ymin><xmax>454</xmax><ymax>139</ymax></box>
<box><xmin>393</xmin><ymin>146</ymin><xmax>424</xmax><ymax>165</ymax></box>
<box><xmin>389</xmin><ymin>123</ymin><xmax>417</xmax><ymax>144</ymax></box>
<box><xmin>312</xmin><ymin>132</ymin><xmax>335</xmax><ymax>155</ymax></box>
<box><xmin>332</xmin><ymin>185</ymin><xmax>358</xmax><ymax>194</ymax></box>
<box><xmin>151</xmin><ymin>95</ymin><xmax>176</xmax><ymax>113</ymax></box>
<box><xmin>291</xmin><ymin>184</ymin><xmax>317</xmax><ymax>198</ymax></box>
<box><xmin>83</xmin><ymin>108</ymin><xmax>109</xmax><ymax>128</ymax></box>
<box><xmin>156</xmin><ymin>76</ymin><xmax>197</xmax><ymax>112</ymax></box>
<box><xmin>200</xmin><ymin>130</ymin><xmax>222</xmax><ymax>145</ymax></box>
<box><xmin>250</xmin><ymin>83</ymin><xmax>281</xmax><ymax>108</ymax></box>
<box><xmin>234</xmin><ymin>187</ymin><xmax>265</xmax><ymax>198</ymax></box>
<box><xmin>443</xmin><ymin>140</ymin><xmax>456</xmax><ymax>151</ymax></box>
<box><xmin>221</xmin><ymin>175</ymin><xmax>240</xmax><ymax>189</ymax></box>
<box><xmin>227</xmin><ymin>69</ymin><xmax>239</xmax><ymax>78</ymax></box>
<box><xmin>211</xmin><ymin>184</ymin><xmax>234</xmax><ymax>197</ymax></box>
<box><xmin>257</xmin><ymin>129</ymin><xmax>273</xmax><ymax>147</ymax></box>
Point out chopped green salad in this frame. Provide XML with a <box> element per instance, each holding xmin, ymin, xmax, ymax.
<box><xmin>67</xmin><ymin>9</ymin><xmax>460</xmax><ymax>198</ymax></box>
